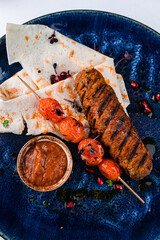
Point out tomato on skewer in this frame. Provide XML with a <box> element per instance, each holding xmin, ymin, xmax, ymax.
<box><xmin>78</xmin><ymin>138</ymin><xmax>104</xmax><ymax>166</ymax></box>
<box><xmin>59</xmin><ymin>117</ymin><xmax>84</xmax><ymax>143</ymax></box>
<box><xmin>98</xmin><ymin>158</ymin><xmax>121</xmax><ymax>181</ymax></box>
<box><xmin>39</xmin><ymin>98</ymin><xmax>63</xmax><ymax>123</ymax></box>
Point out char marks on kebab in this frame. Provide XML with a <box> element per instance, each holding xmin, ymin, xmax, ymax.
<box><xmin>75</xmin><ymin>68</ymin><xmax>153</xmax><ymax>180</ymax></box>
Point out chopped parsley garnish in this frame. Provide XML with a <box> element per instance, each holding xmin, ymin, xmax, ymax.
<box><xmin>106</xmin><ymin>179</ymin><xmax>113</xmax><ymax>187</ymax></box>
<box><xmin>2</xmin><ymin>120</ymin><xmax>9</xmax><ymax>128</ymax></box>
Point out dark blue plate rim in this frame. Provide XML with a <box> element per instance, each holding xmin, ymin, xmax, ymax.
<box><xmin>0</xmin><ymin>9</ymin><xmax>160</xmax><ymax>240</ymax></box>
<box><xmin>0</xmin><ymin>9</ymin><xmax>159</xmax><ymax>43</ymax></box>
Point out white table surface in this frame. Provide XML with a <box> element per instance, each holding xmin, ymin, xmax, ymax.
<box><xmin>0</xmin><ymin>0</ymin><xmax>160</xmax><ymax>239</ymax></box>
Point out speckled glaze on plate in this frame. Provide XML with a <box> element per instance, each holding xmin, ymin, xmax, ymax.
<box><xmin>0</xmin><ymin>10</ymin><xmax>160</xmax><ymax>240</ymax></box>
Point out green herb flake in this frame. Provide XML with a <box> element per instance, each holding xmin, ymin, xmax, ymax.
<box><xmin>2</xmin><ymin>120</ymin><xmax>9</xmax><ymax>128</ymax></box>
<box><xmin>29</xmin><ymin>196</ymin><xmax>35</xmax><ymax>202</ymax></box>
<box><xmin>106</xmin><ymin>180</ymin><xmax>113</xmax><ymax>187</ymax></box>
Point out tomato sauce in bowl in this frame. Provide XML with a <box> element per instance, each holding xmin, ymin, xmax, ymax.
<box><xmin>17</xmin><ymin>136</ymin><xmax>72</xmax><ymax>191</ymax></box>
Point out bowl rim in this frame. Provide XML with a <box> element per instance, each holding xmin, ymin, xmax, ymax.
<box><xmin>17</xmin><ymin>135</ymin><xmax>73</xmax><ymax>192</ymax></box>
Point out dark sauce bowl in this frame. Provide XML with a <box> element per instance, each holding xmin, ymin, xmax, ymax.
<box><xmin>17</xmin><ymin>135</ymin><xmax>73</xmax><ymax>191</ymax></box>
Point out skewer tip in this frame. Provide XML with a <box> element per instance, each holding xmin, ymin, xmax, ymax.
<box><xmin>118</xmin><ymin>176</ymin><xmax>145</xmax><ymax>204</ymax></box>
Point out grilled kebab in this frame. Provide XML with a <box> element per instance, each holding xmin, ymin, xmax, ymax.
<box><xmin>75</xmin><ymin>68</ymin><xmax>152</xmax><ymax>180</ymax></box>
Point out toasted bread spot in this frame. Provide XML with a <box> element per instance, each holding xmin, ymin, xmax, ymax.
<box><xmin>43</xmin><ymin>128</ymin><xmax>48</xmax><ymax>134</ymax></box>
<box><xmin>89</xmin><ymin>59</ymin><xmax>93</xmax><ymax>64</ymax></box>
<box><xmin>25</xmin><ymin>36</ymin><xmax>29</xmax><ymax>41</ymax></box>
<box><xmin>121</xmin><ymin>94</ymin><xmax>128</xmax><ymax>99</ymax></box>
<box><xmin>62</xmin><ymin>105</ymin><xmax>74</xmax><ymax>117</ymax></box>
<box><xmin>69</xmin><ymin>50</ymin><xmax>75</xmax><ymax>58</ymax></box>
<box><xmin>45</xmin><ymin>60</ymin><xmax>50</xmax><ymax>64</ymax></box>
<box><xmin>57</xmin><ymin>82</ymin><xmax>64</xmax><ymax>93</ymax></box>
<box><xmin>102</xmin><ymin>56</ymin><xmax>107</xmax><ymax>61</ymax></box>
<box><xmin>71</xmin><ymin>40</ymin><xmax>76</xmax><ymax>45</ymax></box>
<box><xmin>105</xmin><ymin>79</ymin><xmax>110</xmax><ymax>84</ymax></box>
<box><xmin>50</xmin><ymin>55</ymin><xmax>55</xmax><ymax>59</ymax></box>
<box><xmin>40</xmin><ymin>31</ymin><xmax>43</xmax><ymax>35</ymax></box>
<box><xmin>64</xmin><ymin>84</ymin><xmax>71</xmax><ymax>91</ymax></box>
<box><xmin>35</xmin><ymin>121</ymin><xmax>40</xmax><ymax>129</ymax></box>
<box><xmin>5</xmin><ymin>88</ymin><xmax>21</xmax><ymax>99</ymax></box>
<box><xmin>13</xmin><ymin>52</ymin><xmax>15</xmax><ymax>56</ymax></box>
<box><xmin>36</xmin><ymin>78</ymin><xmax>43</xmax><ymax>83</ymax></box>
<box><xmin>94</xmin><ymin>54</ymin><xmax>96</xmax><ymax>57</ymax></box>
<box><xmin>96</xmin><ymin>66</ymin><xmax>105</xmax><ymax>73</ymax></box>
<box><xmin>32</xmin><ymin>113</ymin><xmax>41</xmax><ymax>119</ymax></box>
<box><xmin>59</xmin><ymin>42</ymin><xmax>67</xmax><ymax>48</ymax></box>
<box><xmin>22</xmin><ymin>72</ymin><xmax>28</xmax><ymax>78</ymax></box>
<box><xmin>64</xmin><ymin>84</ymin><xmax>77</xmax><ymax>99</ymax></box>
<box><xmin>40</xmin><ymin>82</ymin><xmax>50</xmax><ymax>88</ymax></box>
<box><xmin>45</xmin><ymin>89</ymin><xmax>53</xmax><ymax>97</ymax></box>
<box><xmin>117</xmin><ymin>75</ymin><xmax>123</xmax><ymax>80</ymax></box>
<box><xmin>12</xmin><ymin>112</ymin><xmax>17</xmax><ymax>116</ymax></box>
<box><xmin>108</xmin><ymin>66</ymin><xmax>116</xmax><ymax>74</ymax></box>
<box><xmin>112</xmin><ymin>83</ymin><xmax>118</xmax><ymax>88</ymax></box>
<box><xmin>25</xmin><ymin>113</ymin><xmax>30</xmax><ymax>120</ymax></box>
<box><xmin>69</xmin><ymin>92</ymin><xmax>76</xmax><ymax>99</ymax></box>
<box><xmin>62</xmin><ymin>105</ymin><xmax>85</xmax><ymax>122</ymax></box>
<box><xmin>35</xmin><ymin>34</ymin><xmax>39</xmax><ymax>40</ymax></box>
<box><xmin>89</xmin><ymin>65</ymin><xmax>94</xmax><ymax>68</ymax></box>
<box><xmin>0</xmin><ymin>115</ymin><xmax>5</xmax><ymax>123</ymax></box>
<box><xmin>0</xmin><ymin>89</ymin><xmax>7</xmax><ymax>99</ymax></box>
<box><xmin>6</xmin><ymin>113</ymin><xmax>13</xmax><ymax>123</ymax></box>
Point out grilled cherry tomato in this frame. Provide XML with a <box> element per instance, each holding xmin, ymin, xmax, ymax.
<box><xmin>59</xmin><ymin>117</ymin><xmax>84</xmax><ymax>143</ymax></box>
<box><xmin>39</xmin><ymin>98</ymin><xmax>63</xmax><ymax>123</ymax></box>
<box><xmin>78</xmin><ymin>138</ymin><xmax>104</xmax><ymax>166</ymax></box>
<box><xmin>98</xmin><ymin>158</ymin><xmax>121</xmax><ymax>181</ymax></box>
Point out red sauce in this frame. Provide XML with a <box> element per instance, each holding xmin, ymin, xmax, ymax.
<box><xmin>22</xmin><ymin>141</ymin><xmax>67</xmax><ymax>186</ymax></box>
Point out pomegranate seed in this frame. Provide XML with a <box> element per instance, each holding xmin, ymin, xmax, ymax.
<box><xmin>130</xmin><ymin>81</ymin><xmax>139</xmax><ymax>90</ymax></box>
<box><xmin>145</xmin><ymin>107</ymin><xmax>152</xmax><ymax>114</ymax></box>
<box><xmin>116</xmin><ymin>184</ymin><xmax>123</xmax><ymax>190</ymax></box>
<box><xmin>85</xmin><ymin>167</ymin><xmax>94</xmax><ymax>173</ymax></box>
<box><xmin>50</xmin><ymin>75</ymin><xmax>61</xmax><ymax>84</ymax></box>
<box><xmin>54</xmin><ymin>75</ymin><xmax>61</xmax><ymax>82</ymax></box>
<box><xmin>152</xmin><ymin>93</ymin><xmax>160</xmax><ymax>103</ymax></box>
<box><xmin>155</xmin><ymin>93</ymin><xmax>160</xmax><ymax>102</ymax></box>
<box><xmin>60</xmin><ymin>72</ymin><xmax>68</xmax><ymax>80</ymax></box>
<box><xmin>141</xmin><ymin>100</ymin><xmax>148</xmax><ymax>108</ymax></box>
<box><xmin>97</xmin><ymin>177</ymin><xmax>103</xmax><ymax>185</ymax></box>
<box><xmin>66</xmin><ymin>202</ymin><xmax>74</xmax><ymax>209</ymax></box>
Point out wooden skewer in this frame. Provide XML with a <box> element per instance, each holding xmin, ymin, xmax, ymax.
<box><xmin>17</xmin><ymin>75</ymin><xmax>41</xmax><ymax>101</ymax></box>
<box><xmin>118</xmin><ymin>176</ymin><xmax>145</xmax><ymax>204</ymax></box>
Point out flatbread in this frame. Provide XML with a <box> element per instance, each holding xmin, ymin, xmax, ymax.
<box><xmin>0</xmin><ymin>69</ymin><xmax>38</xmax><ymax>101</ymax></box>
<box><xmin>6</xmin><ymin>23</ymin><xmax>130</xmax><ymax>108</ymax></box>
<box><xmin>0</xmin><ymin>76</ymin><xmax>89</xmax><ymax>137</ymax></box>
<box><xmin>1</xmin><ymin>23</ymin><xmax>130</xmax><ymax>136</ymax></box>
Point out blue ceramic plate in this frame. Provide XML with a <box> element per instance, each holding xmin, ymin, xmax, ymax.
<box><xmin>0</xmin><ymin>10</ymin><xmax>160</xmax><ymax>240</ymax></box>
